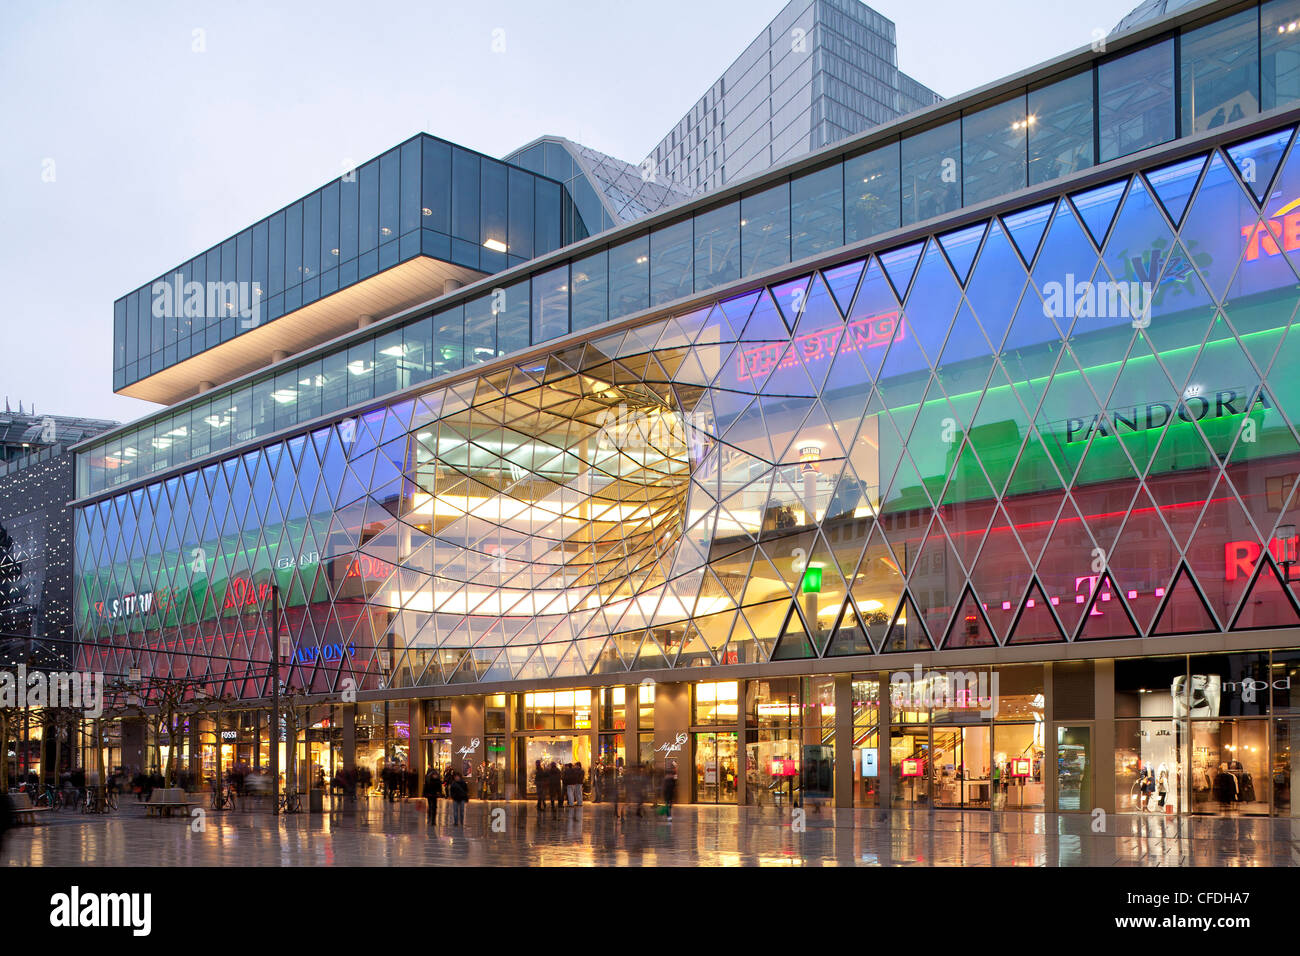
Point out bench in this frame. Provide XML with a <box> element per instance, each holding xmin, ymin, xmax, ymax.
<box><xmin>7</xmin><ymin>792</ymin><xmax>51</xmax><ymax>825</ymax></box>
<box><xmin>144</xmin><ymin>788</ymin><xmax>191</xmax><ymax>818</ymax></box>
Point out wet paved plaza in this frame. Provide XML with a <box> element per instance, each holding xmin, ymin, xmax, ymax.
<box><xmin>5</xmin><ymin>797</ymin><xmax>1299</xmax><ymax>866</ymax></box>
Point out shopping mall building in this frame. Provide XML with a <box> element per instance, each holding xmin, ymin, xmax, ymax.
<box><xmin>67</xmin><ymin>0</ymin><xmax>1300</xmax><ymax>816</ymax></box>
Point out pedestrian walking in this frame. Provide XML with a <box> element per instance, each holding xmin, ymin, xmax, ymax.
<box><xmin>548</xmin><ymin>761</ymin><xmax>563</xmax><ymax>812</ymax></box>
<box><xmin>534</xmin><ymin>760</ymin><xmax>547</xmax><ymax>812</ymax></box>
<box><xmin>423</xmin><ymin>766</ymin><xmax>443</xmax><ymax>826</ymax></box>
<box><xmin>662</xmin><ymin>760</ymin><xmax>678</xmax><ymax>822</ymax></box>
<box><xmin>449</xmin><ymin>771</ymin><xmax>469</xmax><ymax>826</ymax></box>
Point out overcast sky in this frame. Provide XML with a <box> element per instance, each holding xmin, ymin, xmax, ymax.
<box><xmin>0</xmin><ymin>0</ymin><xmax>1139</xmax><ymax>425</ymax></box>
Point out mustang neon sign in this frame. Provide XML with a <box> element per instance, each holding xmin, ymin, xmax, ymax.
<box><xmin>736</xmin><ymin>311</ymin><xmax>903</xmax><ymax>382</ymax></box>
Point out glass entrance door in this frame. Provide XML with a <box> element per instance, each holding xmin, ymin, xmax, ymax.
<box><xmin>891</xmin><ymin>726</ymin><xmax>930</xmax><ymax>807</ymax></box>
<box><xmin>694</xmin><ymin>732</ymin><xmax>737</xmax><ymax>803</ymax></box>
<box><xmin>931</xmin><ymin>727</ymin><xmax>991</xmax><ymax>808</ymax></box>
<box><xmin>427</xmin><ymin>738</ymin><xmax>451</xmax><ymax>775</ymax></box>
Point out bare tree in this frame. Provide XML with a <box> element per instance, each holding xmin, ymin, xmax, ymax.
<box><xmin>39</xmin><ymin>706</ymin><xmax>82</xmax><ymax>786</ymax></box>
<box><xmin>111</xmin><ymin>675</ymin><xmax>211</xmax><ymax>786</ymax></box>
<box><xmin>275</xmin><ymin>685</ymin><xmax>309</xmax><ymax>798</ymax></box>
<box><xmin>0</xmin><ymin>704</ymin><xmax>21</xmax><ymax>792</ymax></box>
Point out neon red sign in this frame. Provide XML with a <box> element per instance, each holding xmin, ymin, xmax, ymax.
<box><xmin>1225</xmin><ymin>534</ymin><xmax>1297</xmax><ymax>581</ymax></box>
<box><xmin>736</xmin><ymin>311</ymin><xmax>903</xmax><ymax>382</ymax></box>
<box><xmin>1241</xmin><ymin>199</ymin><xmax>1300</xmax><ymax>260</ymax></box>
<box><xmin>345</xmin><ymin>555</ymin><xmax>395</xmax><ymax>579</ymax></box>
<box><xmin>223</xmin><ymin>576</ymin><xmax>271</xmax><ymax>610</ymax></box>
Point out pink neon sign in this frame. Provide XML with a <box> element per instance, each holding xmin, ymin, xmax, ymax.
<box><xmin>735</xmin><ymin>311</ymin><xmax>903</xmax><ymax>382</ymax></box>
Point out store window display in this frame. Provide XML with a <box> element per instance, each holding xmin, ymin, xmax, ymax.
<box><xmin>1191</xmin><ymin>720</ymin><xmax>1268</xmax><ymax>814</ymax></box>
<box><xmin>355</xmin><ymin>703</ymin><xmax>385</xmax><ymax>793</ymax></box>
<box><xmin>994</xmin><ymin>723</ymin><xmax>1045</xmax><ymax>809</ymax></box>
<box><xmin>745</xmin><ymin>678</ymin><xmax>802</xmax><ymax>807</ymax></box>
<box><xmin>1116</xmin><ymin>719</ymin><xmax>1184</xmax><ymax>813</ymax></box>
<box><xmin>1114</xmin><ymin>657</ymin><xmax>1188</xmax><ymax>814</ymax></box>
<box><xmin>518</xmin><ymin>689</ymin><xmax>593</xmax><ymax>794</ymax></box>
<box><xmin>1186</xmin><ymin>654</ymin><xmax>1269</xmax><ymax>814</ymax></box>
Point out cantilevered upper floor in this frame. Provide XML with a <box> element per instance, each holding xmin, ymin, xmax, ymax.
<box><xmin>113</xmin><ymin>134</ymin><xmax>587</xmax><ymax>404</ymax></box>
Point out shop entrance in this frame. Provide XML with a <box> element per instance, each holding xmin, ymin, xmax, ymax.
<box><xmin>891</xmin><ymin>726</ymin><xmax>930</xmax><ymax>807</ymax></box>
<box><xmin>931</xmin><ymin>727</ymin><xmax>991</xmax><ymax>808</ymax></box>
<box><xmin>694</xmin><ymin>732</ymin><xmax>738</xmax><ymax>804</ymax></box>
<box><xmin>520</xmin><ymin>735</ymin><xmax>591</xmax><ymax>794</ymax></box>
<box><xmin>427</xmin><ymin>738</ymin><xmax>452</xmax><ymax>775</ymax></box>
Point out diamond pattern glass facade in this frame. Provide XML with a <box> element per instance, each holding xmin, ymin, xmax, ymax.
<box><xmin>75</xmin><ymin>119</ymin><xmax>1300</xmax><ymax>699</ymax></box>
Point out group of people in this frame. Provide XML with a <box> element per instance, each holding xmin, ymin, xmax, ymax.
<box><xmin>421</xmin><ymin>766</ymin><xmax>471</xmax><ymax>825</ymax></box>
<box><xmin>532</xmin><ymin>760</ymin><xmax>588</xmax><ymax>810</ymax></box>
<box><xmin>329</xmin><ymin>766</ymin><xmax>370</xmax><ymax>799</ymax></box>
<box><xmin>379</xmin><ymin>763</ymin><xmax>419</xmax><ymax>802</ymax></box>
<box><xmin>533</xmin><ymin>759</ymin><xmax>679</xmax><ymax>821</ymax></box>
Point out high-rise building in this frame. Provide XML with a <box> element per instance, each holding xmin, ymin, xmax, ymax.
<box><xmin>0</xmin><ymin>410</ymin><xmax>115</xmax><ymax>675</ymax></box>
<box><xmin>65</xmin><ymin>0</ymin><xmax>1300</xmax><ymax>818</ymax></box>
<box><xmin>647</xmin><ymin>0</ymin><xmax>941</xmax><ymax>194</ymax></box>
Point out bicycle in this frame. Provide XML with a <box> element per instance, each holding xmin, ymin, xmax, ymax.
<box><xmin>211</xmin><ymin>784</ymin><xmax>237</xmax><ymax>812</ymax></box>
<box><xmin>34</xmin><ymin>784</ymin><xmax>66</xmax><ymax>811</ymax></box>
<box><xmin>82</xmin><ymin>786</ymin><xmax>117</xmax><ymax>813</ymax></box>
<box><xmin>277</xmin><ymin>789</ymin><xmax>302</xmax><ymax>814</ymax></box>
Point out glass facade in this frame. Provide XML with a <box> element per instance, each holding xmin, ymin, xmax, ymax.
<box><xmin>88</xmin><ymin>1</ymin><xmax>1300</xmax><ymax>493</ymax></box>
<box><xmin>61</xmin><ymin>0</ymin><xmax>1300</xmax><ymax>820</ymax></box>
<box><xmin>113</xmin><ymin>135</ymin><xmax>584</xmax><ymax>393</ymax></box>
<box><xmin>76</xmin><ymin>119</ymin><xmax>1300</xmax><ymax>695</ymax></box>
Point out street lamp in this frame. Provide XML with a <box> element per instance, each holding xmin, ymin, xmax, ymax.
<box><xmin>1279</xmin><ymin>524</ymin><xmax>1296</xmax><ymax>584</ymax></box>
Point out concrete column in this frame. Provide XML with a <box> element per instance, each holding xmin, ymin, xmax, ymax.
<box><xmin>616</xmin><ymin>683</ymin><xmax>633</xmax><ymax>776</ymax></box>
<box><xmin>1043</xmin><ymin>663</ymin><xmax>1057</xmax><ymax>813</ymax></box>
<box><xmin>410</xmin><ymin>699</ymin><xmax>425</xmax><ymax>781</ymax></box>
<box><xmin>834</xmin><ymin>674</ymin><xmax>853</xmax><ymax>809</ymax></box>
<box><xmin>1094</xmin><ymin>659</ymin><xmax>1115</xmax><ymax>814</ymax></box>
<box><xmin>451</xmin><ymin>695</ymin><xmax>485</xmax><ymax>793</ymax></box>
<box><xmin>877</xmin><ymin>669</ymin><xmax>892</xmax><ymax>809</ymax></box>
<box><xmin>505</xmin><ymin>693</ymin><xmax>519</xmax><ymax>797</ymax></box>
<box><xmin>341</xmin><ymin>704</ymin><xmax>356</xmax><ymax>772</ymax></box>
<box><xmin>653</xmin><ymin>682</ymin><xmax>690</xmax><ymax>799</ymax></box>
<box><xmin>587</xmin><ymin>689</ymin><xmax>598</xmax><ymax>788</ymax></box>
<box><xmin>735</xmin><ymin>679</ymin><xmax>747</xmax><ymax>807</ymax></box>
